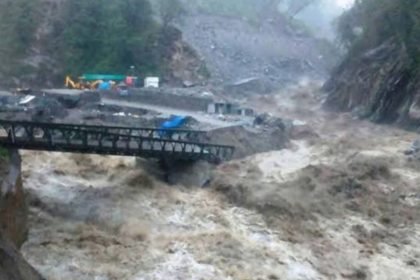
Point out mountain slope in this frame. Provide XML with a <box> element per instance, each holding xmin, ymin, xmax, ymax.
<box><xmin>324</xmin><ymin>0</ymin><xmax>420</xmax><ymax>127</ymax></box>
<box><xmin>175</xmin><ymin>0</ymin><xmax>338</xmax><ymax>89</ymax></box>
<box><xmin>0</xmin><ymin>0</ymin><xmax>206</xmax><ymax>88</ymax></box>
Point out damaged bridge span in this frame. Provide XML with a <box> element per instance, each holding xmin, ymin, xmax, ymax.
<box><xmin>0</xmin><ymin>120</ymin><xmax>235</xmax><ymax>163</ymax></box>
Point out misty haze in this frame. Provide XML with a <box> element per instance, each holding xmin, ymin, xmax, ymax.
<box><xmin>0</xmin><ymin>0</ymin><xmax>419</xmax><ymax>279</ymax></box>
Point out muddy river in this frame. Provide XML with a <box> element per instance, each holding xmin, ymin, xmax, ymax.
<box><xmin>21</xmin><ymin>83</ymin><xmax>420</xmax><ymax>279</ymax></box>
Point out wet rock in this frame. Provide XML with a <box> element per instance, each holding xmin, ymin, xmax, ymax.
<box><xmin>324</xmin><ymin>38</ymin><xmax>420</xmax><ymax>126</ymax></box>
<box><xmin>351</xmin><ymin>224</ymin><xmax>369</xmax><ymax>239</ymax></box>
<box><xmin>30</xmin><ymin>97</ymin><xmax>68</xmax><ymax>122</ymax></box>
<box><xmin>0</xmin><ymin>149</ymin><xmax>28</xmax><ymax>248</ymax></box>
<box><xmin>50</xmin><ymin>94</ymin><xmax>80</xmax><ymax>108</ymax></box>
<box><xmin>163</xmin><ymin>160</ymin><xmax>214</xmax><ymax>187</ymax></box>
<box><xmin>253</xmin><ymin>113</ymin><xmax>290</xmax><ymax>130</ymax></box>
<box><xmin>0</xmin><ymin>95</ymin><xmax>69</xmax><ymax>122</ymax></box>
<box><xmin>329</xmin><ymin>178</ymin><xmax>366</xmax><ymax>199</ymax></box>
<box><xmin>253</xmin><ymin>113</ymin><xmax>271</xmax><ymax>126</ymax></box>
<box><xmin>406</xmin><ymin>259</ymin><xmax>418</xmax><ymax>267</ymax></box>
<box><xmin>0</xmin><ymin>231</ymin><xmax>44</xmax><ymax>280</ymax></box>
<box><xmin>404</xmin><ymin>140</ymin><xmax>420</xmax><ymax>155</ymax></box>
<box><xmin>341</xmin><ymin>268</ymin><xmax>370</xmax><ymax>280</ymax></box>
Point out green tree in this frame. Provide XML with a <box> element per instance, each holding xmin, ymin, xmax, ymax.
<box><xmin>0</xmin><ymin>0</ymin><xmax>39</xmax><ymax>75</ymax></box>
<box><xmin>55</xmin><ymin>0</ymin><xmax>159</xmax><ymax>76</ymax></box>
<box><xmin>337</xmin><ymin>0</ymin><xmax>420</xmax><ymax>61</ymax></box>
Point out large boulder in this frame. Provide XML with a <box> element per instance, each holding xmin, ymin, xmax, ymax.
<box><xmin>164</xmin><ymin>160</ymin><xmax>214</xmax><ymax>187</ymax></box>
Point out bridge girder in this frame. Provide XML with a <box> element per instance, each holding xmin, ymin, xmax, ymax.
<box><xmin>0</xmin><ymin>120</ymin><xmax>235</xmax><ymax>163</ymax></box>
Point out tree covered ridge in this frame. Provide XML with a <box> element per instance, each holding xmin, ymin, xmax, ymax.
<box><xmin>0</xmin><ymin>0</ymin><xmax>190</xmax><ymax>86</ymax></box>
<box><xmin>323</xmin><ymin>0</ymin><xmax>420</xmax><ymax>126</ymax></box>
<box><xmin>337</xmin><ymin>0</ymin><xmax>420</xmax><ymax>68</ymax></box>
<box><xmin>0</xmin><ymin>0</ymin><xmax>39</xmax><ymax>78</ymax></box>
<box><xmin>56</xmin><ymin>0</ymin><xmax>159</xmax><ymax>76</ymax></box>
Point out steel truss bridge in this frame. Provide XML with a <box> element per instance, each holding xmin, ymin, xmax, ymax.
<box><xmin>0</xmin><ymin>120</ymin><xmax>235</xmax><ymax>163</ymax></box>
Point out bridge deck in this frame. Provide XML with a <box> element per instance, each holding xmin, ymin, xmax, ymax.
<box><xmin>0</xmin><ymin>120</ymin><xmax>235</xmax><ymax>163</ymax></box>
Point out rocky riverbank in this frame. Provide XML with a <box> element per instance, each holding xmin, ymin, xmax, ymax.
<box><xmin>0</xmin><ymin>149</ymin><xmax>42</xmax><ymax>279</ymax></box>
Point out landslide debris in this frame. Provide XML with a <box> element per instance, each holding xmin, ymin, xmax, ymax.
<box><xmin>201</xmin><ymin>114</ymin><xmax>290</xmax><ymax>159</ymax></box>
<box><xmin>176</xmin><ymin>0</ymin><xmax>338</xmax><ymax>88</ymax></box>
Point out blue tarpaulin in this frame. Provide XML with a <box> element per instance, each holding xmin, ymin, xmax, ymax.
<box><xmin>99</xmin><ymin>81</ymin><xmax>111</xmax><ymax>90</ymax></box>
<box><xmin>161</xmin><ymin>116</ymin><xmax>186</xmax><ymax>129</ymax></box>
<box><xmin>159</xmin><ymin>116</ymin><xmax>186</xmax><ymax>137</ymax></box>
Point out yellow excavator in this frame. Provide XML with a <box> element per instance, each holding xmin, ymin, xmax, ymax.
<box><xmin>65</xmin><ymin>76</ymin><xmax>85</xmax><ymax>90</ymax></box>
<box><xmin>65</xmin><ymin>76</ymin><xmax>102</xmax><ymax>90</ymax></box>
<box><xmin>65</xmin><ymin>73</ymin><xmax>135</xmax><ymax>90</ymax></box>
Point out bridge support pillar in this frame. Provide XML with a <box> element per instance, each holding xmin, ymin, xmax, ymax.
<box><xmin>160</xmin><ymin>158</ymin><xmax>215</xmax><ymax>187</ymax></box>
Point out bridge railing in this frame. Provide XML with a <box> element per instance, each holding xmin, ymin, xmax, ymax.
<box><xmin>0</xmin><ymin>120</ymin><xmax>207</xmax><ymax>141</ymax></box>
<box><xmin>0</xmin><ymin>120</ymin><xmax>235</xmax><ymax>163</ymax></box>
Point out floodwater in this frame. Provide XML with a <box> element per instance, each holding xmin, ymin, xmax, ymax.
<box><xmin>21</xmin><ymin>82</ymin><xmax>420</xmax><ymax>279</ymax></box>
<box><xmin>20</xmin><ymin>151</ymin><xmax>321</xmax><ymax>279</ymax></box>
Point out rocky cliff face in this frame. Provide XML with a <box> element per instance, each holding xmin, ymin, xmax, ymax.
<box><xmin>158</xmin><ymin>27</ymin><xmax>209</xmax><ymax>86</ymax></box>
<box><xmin>0</xmin><ymin>232</ymin><xmax>44</xmax><ymax>280</ymax></box>
<box><xmin>0</xmin><ymin>150</ymin><xmax>28</xmax><ymax>248</ymax></box>
<box><xmin>0</xmin><ymin>149</ymin><xmax>42</xmax><ymax>279</ymax></box>
<box><xmin>324</xmin><ymin>39</ymin><xmax>420</xmax><ymax>127</ymax></box>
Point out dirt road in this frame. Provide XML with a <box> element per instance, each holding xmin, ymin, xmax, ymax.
<box><xmin>103</xmin><ymin>98</ymin><xmax>249</xmax><ymax>128</ymax></box>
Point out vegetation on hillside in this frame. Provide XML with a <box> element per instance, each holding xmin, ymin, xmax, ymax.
<box><xmin>324</xmin><ymin>0</ymin><xmax>420</xmax><ymax>125</ymax></box>
<box><xmin>337</xmin><ymin>0</ymin><xmax>420</xmax><ymax>68</ymax></box>
<box><xmin>0</xmin><ymin>0</ymin><xmax>329</xmax><ymax>86</ymax></box>
<box><xmin>0</xmin><ymin>0</ymin><xmax>40</xmax><ymax>79</ymax></box>
<box><xmin>0</xmin><ymin>0</ymin><xmax>189</xmax><ymax>86</ymax></box>
<box><xmin>54</xmin><ymin>0</ymin><xmax>160</xmax><ymax>77</ymax></box>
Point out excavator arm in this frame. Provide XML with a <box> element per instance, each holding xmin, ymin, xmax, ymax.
<box><xmin>65</xmin><ymin>76</ymin><xmax>79</xmax><ymax>89</ymax></box>
<box><xmin>89</xmin><ymin>80</ymin><xmax>102</xmax><ymax>90</ymax></box>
